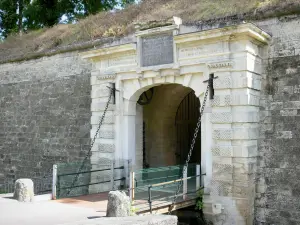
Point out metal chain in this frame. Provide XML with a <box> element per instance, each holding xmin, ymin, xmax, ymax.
<box><xmin>168</xmin><ymin>83</ymin><xmax>210</xmax><ymax>214</ymax></box>
<box><xmin>66</xmin><ymin>87</ymin><xmax>114</xmax><ymax>196</ymax></box>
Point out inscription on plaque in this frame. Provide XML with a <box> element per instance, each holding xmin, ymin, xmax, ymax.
<box><xmin>108</xmin><ymin>54</ymin><xmax>136</xmax><ymax>67</ymax></box>
<box><xmin>179</xmin><ymin>43</ymin><xmax>224</xmax><ymax>59</ymax></box>
<box><xmin>141</xmin><ymin>34</ymin><xmax>174</xmax><ymax>67</ymax></box>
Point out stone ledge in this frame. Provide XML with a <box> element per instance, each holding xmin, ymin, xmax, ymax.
<box><xmin>58</xmin><ymin>215</ymin><xmax>177</xmax><ymax>225</ymax></box>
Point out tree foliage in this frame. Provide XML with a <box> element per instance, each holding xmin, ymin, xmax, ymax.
<box><xmin>0</xmin><ymin>0</ymin><xmax>135</xmax><ymax>37</ymax></box>
<box><xmin>0</xmin><ymin>0</ymin><xmax>18</xmax><ymax>37</ymax></box>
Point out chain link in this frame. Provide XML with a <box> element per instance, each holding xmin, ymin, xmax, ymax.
<box><xmin>168</xmin><ymin>83</ymin><xmax>210</xmax><ymax>214</ymax></box>
<box><xmin>66</xmin><ymin>87</ymin><xmax>114</xmax><ymax>196</ymax></box>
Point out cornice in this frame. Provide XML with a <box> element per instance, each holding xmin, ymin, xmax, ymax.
<box><xmin>80</xmin><ymin>43</ymin><xmax>136</xmax><ymax>60</ymax></box>
<box><xmin>174</xmin><ymin>23</ymin><xmax>271</xmax><ymax>45</ymax></box>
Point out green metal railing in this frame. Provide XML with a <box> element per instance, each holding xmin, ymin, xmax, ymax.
<box><xmin>129</xmin><ymin>163</ymin><xmax>204</xmax><ymax>213</ymax></box>
<box><xmin>54</xmin><ymin>160</ymin><xmax>128</xmax><ymax>199</ymax></box>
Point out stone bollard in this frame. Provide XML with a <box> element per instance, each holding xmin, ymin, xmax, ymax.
<box><xmin>106</xmin><ymin>191</ymin><xmax>130</xmax><ymax>217</ymax></box>
<box><xmin>13</xmin><ymin>179</ymin><xmax>34</xmax><ymax>202</ymax></box>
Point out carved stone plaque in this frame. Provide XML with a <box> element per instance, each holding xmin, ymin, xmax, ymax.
<box><xmin>141</xmin><ymin>33</ymin><xmax>174</xmax><ymax>67</ymax></box>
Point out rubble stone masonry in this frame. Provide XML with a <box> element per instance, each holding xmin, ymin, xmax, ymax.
<box><xmin>0</xmin><ymin>52</ymin><xmax>92</xmax><ymax>182</ymax></box>
<box><xmin>255</xmin><ymin>15</ymin><xmax>300</xmax><ymax>224</ymax></box>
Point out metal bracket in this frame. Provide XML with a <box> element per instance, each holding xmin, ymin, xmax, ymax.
<box><xmin>107</xmin><ymin>83</ymin><xmax>119</xmax><ymax>104</ymax></box>
<box><xmin>203</xmin><ymin>73</ymin><xmax>218</xmax><ymax>100</ymax></box>
<box><xmin>137</xmin><ymin>88</ymin><xmax>154</xmax><ymax>105</ymax></box>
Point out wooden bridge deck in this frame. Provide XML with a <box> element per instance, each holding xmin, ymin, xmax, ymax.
<box><xmin>55</xmin><ymin>192</ymin><xmax>109</xmax><ymax>214</ymax></box>
<box><xmin>55</xmin><ymin>191</ymin><xmax>196</xmax><ymax>215</ymax></box>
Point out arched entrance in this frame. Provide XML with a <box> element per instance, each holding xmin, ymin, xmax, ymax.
<box><xmin>135</xmin><ymin>84</ymin><xmax>201</xmax><ymax>168</ymax></box>
<box><xmin>82</xmin><ymin>22</ymin><xmax>268</xmax><ymax>224</ymax></box>
<box><xmin>175</xmin><ymin>91</ymin><xmax>201</xmax><ymax>165</ymax></box>
<box><xmin>117</xmin><ymin>71</ymin><xmax>212</xmax><ymax>193</ymax></box>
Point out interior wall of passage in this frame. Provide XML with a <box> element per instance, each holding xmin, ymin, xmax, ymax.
<box><xmin>135</xmin><ymin>84</ymin><xmax>200</xmax><ymax>168</ymax></box>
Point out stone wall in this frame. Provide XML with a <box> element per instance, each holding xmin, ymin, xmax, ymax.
<box><xmin>0</xmin><ymin>52</ymin><xmax>92</xmax><ymax>183</ymax></box>
<box><xmin>255</xmin><ymin>15</ymin><xmax>300</xmax><ymax>224</ymax></box>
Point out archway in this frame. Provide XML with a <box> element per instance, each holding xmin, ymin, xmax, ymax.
<box><xmin>118</xmin><ymin>72</ymin><xmax>212</xmax><ymax>192</ymax></box>
<box><xmin>82</xmin><ymin>22</ymin><xmax>268</xmax><ymax>224</ymax></box>
<box><xmin>135</xmin><ymin>84</ymin><xmax>201</xmax><ymax>169</ymax></box>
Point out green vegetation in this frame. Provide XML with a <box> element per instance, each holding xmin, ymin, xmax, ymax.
<box><xmin>195</xmin><ymin>189</ymin><xmax>204</xmax><ymax>211</ymax></box>
<box><xmin>0</xmin><ymin>0</ymin><xmax>135</xmax><ymax>38</ymax></box>
<box><xmin>130</xmin><ymin>201</ymin><xmax>139</xmax><ymax>216</ymax></box>
<box><xmin>0</xmin><ymin>0</ymin><xmax>300</xmax><ymax>63</ymax></box>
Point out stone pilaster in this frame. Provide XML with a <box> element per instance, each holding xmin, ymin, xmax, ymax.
<box><xmin>89</xmin><ymin>74</ymin><xmax>116</xmax><ymax>193</ymax></box>
<box><xmin>205</xmin><ymin>40</ymin><xmax>265</xmax><ymax>224</ymax></box>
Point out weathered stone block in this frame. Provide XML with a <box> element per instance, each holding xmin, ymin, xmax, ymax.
<box><xmin>13</xmin><ymin>179</ymin><xmax>34</xmax><ymax>202</ymax></box>
<box><xmin>106</xmin><ymin>191</ymin><xmax>130</xmax><ymax>217</ymax></box>
<box><xmin>0</xmin><ymin>52</ymin><xmax>92</xmax><ymax>183</ymax></box>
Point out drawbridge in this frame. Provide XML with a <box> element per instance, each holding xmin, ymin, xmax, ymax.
<box><xmin>53</xmin><ymin>81</ymin><xmax>210</xmax><ymax>214</ymax></box>
<box><xmin>53</xmin><ymin>162</ymin><xmax>204</xmax><ymax>215</ymax></box>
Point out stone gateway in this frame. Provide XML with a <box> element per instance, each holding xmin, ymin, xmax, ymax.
<box><xmin>81</xmin><ymin>21</ymin><xmax>270</xmax><ymax>224</ymax></box>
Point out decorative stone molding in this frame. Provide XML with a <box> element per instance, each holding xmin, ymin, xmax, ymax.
<box><xmin>213</xmin><ymin>76</ymin><xmax>232</xmax><ymax>89</ymax></box>
<box><xmin>137</xmin><ymin>67</ymin><xmax>180</xmax><ymax>79</ymax></box>
<box><xmin>100</xmin><ymin>74</ymin><xmax>117</xmax><ymax>80</ymax></box>
<box><xmin>174</xmin><ymin>23</ymin><xmax>271</xmax><ymax>44</ymax></box>
<box><xmin>210</xmin><ymin>179</ymin><xmax>233</xmax><ymax>197</ymax></box>
<box><xmin>211</xmin><ymin>112</ymin><xmax>233</xmax><ymax>123</ymax></box>
<box><xmin>97</xmin><ymin>131</ymin><xmax>114</xmax><ymax>139</ymax></box>
<box><xmin>212</xmin><ymin>145</ymin><xmax>233</xmax><ymax>157</ymax></box>
<box><xmin>211</xmin><ymin>95</ymin><xmax>232</xmax><ymax>106</ymax></box>
<box><xmin>208</xmin><ymin>61</ymin><xmax>233</xmax><ymax>69</ymax></box>
<box><xmin>213</xmin><ymin>129</ymin><xmax>233</xmax><ymax>140</ymax></box>
<box><xmin>96</xmin><ymin>143</ymin><xmax>115</xmax><ymax>153</ymax></box>
<box><xmin>178</xmin><ymin>42</ymin><xmax>226</xmax><ymax>60</ymax></box>
<box><xmin>212</xmin><ymin>163</ymin><xmax>233</xmax><ymax>180</ymax></box>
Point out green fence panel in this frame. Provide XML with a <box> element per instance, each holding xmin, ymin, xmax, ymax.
<box><xmin>132</xmin><ymin>163</ymin><xmax>201</xmax><ymax>211</ymax></box>
<box><xmin>56</xmin><ymin>160</ymin><xmax>129</xmax><ymax>199</ymax></box>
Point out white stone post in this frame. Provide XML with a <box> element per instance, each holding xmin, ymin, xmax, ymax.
<box><xmin>201</xmin><ymin>106</ymin><xmax>212</xmax><ymax>194</ymax></box>
<box><xmin>52</xmin><ymin>164</ymin><xmax>57</xmax><ymax>200</ymax></box>
<box><xmin>121</xmin><ymin>99</ymin><xmax>136</xmax><ymax>165</ymax></box>
<box><xmin>110</xmin><ymin>161</ymin><xmax>115</xmax><ymax>190</ymax></box>
<box><xmin>183</xmin><ymin>166</ymin><xmax>187</xmax><ymax>200</ymax></box>
<box><xmin>123</xmin><ymin>159</ymin><xmax>131</xmax><ymax>190</ymax></box>
<box><xmin>129</xmin><ymin>171</ymin><xmax>135</xmax><ymax>201</ymax></box>
<box><xmin>196</xmin><ymin>164</ymin><xmax>201</xmax><ymax>191</ymax></box>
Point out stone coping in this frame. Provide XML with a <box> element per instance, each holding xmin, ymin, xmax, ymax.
<box><xmin>58</xmin><ymin>215</ymin><xmax>177</xmax><ymax>225</ymax></box>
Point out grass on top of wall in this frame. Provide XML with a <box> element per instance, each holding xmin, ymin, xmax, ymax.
<box><xmin>0</xmin><ymin>0</ymin><xmax>300</xmax><ymax>63</ymax></box>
